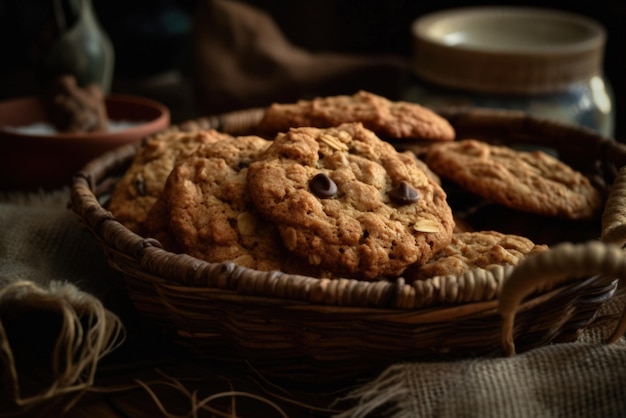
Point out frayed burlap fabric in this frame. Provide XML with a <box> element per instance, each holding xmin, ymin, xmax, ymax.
<box><xmin>0</xmin><ymin>189</ymin><xmax>124</xmax><ymax>416</ymax></box>
<box><xmin>336</xmin><ymin>286</ymin><xmax>626</xmax><ymax>418</ymax></box>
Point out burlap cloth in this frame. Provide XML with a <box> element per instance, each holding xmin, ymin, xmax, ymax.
<box><xmin>2</xmin><ymin>187</ymin><xmax>626</xmax><ymax>417</ymax></box>
<box><xmin>0</xmin><ymin>189</ymin><xmax>125</xmax><ymax>416</ymax></box>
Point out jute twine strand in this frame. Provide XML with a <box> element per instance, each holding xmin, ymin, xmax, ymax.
<box><xmin>0</xmin><ymin>280</ymin><xmax>125</xmax><ymax>412</ymax></box>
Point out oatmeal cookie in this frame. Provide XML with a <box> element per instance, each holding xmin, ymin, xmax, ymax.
<box><xmin>246</xmin><ymin>122</ymin><xmax>455</xmax><ymax>280</ymax></box>
<box><xmin>404</xmin><ymin>230</ymin><xmax>548</xmax><ymax>281</ymax></box>
<box><xmin>108</xmin><ymin>129</ymin><xmax>232</xmax><ymax>234</ymax></box>
<box><xmin>423</xmin><ymin>139</ymin><xmax>602</xmax><ymax>219</ymax></box>
<box><xmin>401</xmin><ymin>149</ymin><xmax>440</xmax><ymax>185</ymax></box>
<box><xmin>144</xmin><ymin>196</ymin><xmax>180</xmax><ymax>252</ymax></box>
<box><xmin>151</xmin><ymin>135</ymin><xmax>325</xmax><ymax>275</ymax></box>
<box><xmin>257</xmin><ymin>90</ymin><xmax>455</xmax><ymax>141</ymax></box>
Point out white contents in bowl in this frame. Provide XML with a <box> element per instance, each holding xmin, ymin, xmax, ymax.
<box><xmin>2</xmin><ymin>120</ymin><xmax>146</xmax><ymax>135</ymax></box>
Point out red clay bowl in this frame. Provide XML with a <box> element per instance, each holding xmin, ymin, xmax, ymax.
<box><xmin>0</xmin><ymin>94</ymin><xmax>170</xmax><ymax>191</ymax></box>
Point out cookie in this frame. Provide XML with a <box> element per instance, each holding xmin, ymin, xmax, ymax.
<box><xmin>108</xmin><ymin>129</ymin><xmax>232</xmax><ymax>234</ymax></box>
<box><xmin>246</xmin><ymin>122</ymin><xmax>455</xmax><ymax>280</ymax></box>
<box><xmin>257</xmin><ymin>90</ymin><xmax>455</xmax><ymax>141</ymax></box>
<box><xmin>144</xmin><ymin>196</ymin><xmax>180</xmax><ymax>252</ymax></box>
<box><xmin>404</xmin><ymin>230</ymin><xmax>548</xmax><ymax>281</ymax></box>
<box><xmin>423</xmin><ymin>139</ymin><xmax>602</xmax><ymax>219</ymax></box>
<box><xmin>401</xmin><ymin>149</ymin><xmax>440</xmax><ymax>185</ymax></box>
<box><xmin>150</xmin><ymin>135</ymin><xmax>326</xmax><ymax>275</ymax></box>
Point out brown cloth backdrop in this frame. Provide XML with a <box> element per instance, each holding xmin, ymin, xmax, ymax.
<box><xmin>191</xmin><ymin>0</ymin><xmax>407</xmax><ymax>116</ymax></box>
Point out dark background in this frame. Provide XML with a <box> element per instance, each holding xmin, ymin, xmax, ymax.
<box><xmin>0</xmin><ymin>0</ymin><xmax>623</xmax><ymax>139</ymax></box>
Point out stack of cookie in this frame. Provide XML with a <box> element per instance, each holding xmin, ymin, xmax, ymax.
<box><xmin>108</xmin><ymin>91</ymin><xmax>602</xmax><ymax>282</ymax></box>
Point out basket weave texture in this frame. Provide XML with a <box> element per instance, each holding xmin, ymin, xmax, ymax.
<box><xmin>71</xmin><ymin>107</ymin><xmax>626</xmax><ymax>382</ymax></box>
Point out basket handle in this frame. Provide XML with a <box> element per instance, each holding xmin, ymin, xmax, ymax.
<box><xmin>499</xmin><ymin>164</ymin><xmax>626</xmax><ymax>356</ymax></box>
<box><xmin>601</xmin><ymin>165</ymin><xmax>626</xmax><ymax>246</ymax></box>
<box><xmin>498</xmin><ymin>241</ymin><xmax>626</xmax><ymax>356</ymax></box>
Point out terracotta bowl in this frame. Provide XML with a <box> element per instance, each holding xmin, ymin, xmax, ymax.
<box><xmin>0</xmin><ymin>94</ymin><xmax>170</xmax><ymax>191</ymax></box>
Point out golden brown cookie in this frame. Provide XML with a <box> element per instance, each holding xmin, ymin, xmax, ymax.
<box><xmin>144</xmin><ymin>196</ymin><xmax>180</xmax><ymax>252</ymax></box>
<box><xmin>401</xmin><ymin>149</ymin><xmax>441</xmax><ymax>185</ymax></box>
<box><xmin>423</xmin><ymin>139</ymin><xmax>602</xmax><ymax>219</ymax></box>
<box><xmin>108</xmin><ymin>129</ymin><xmax>232</xmax><ymax>235</ymax></box>
<box><xmin>405</xmin><ymin>230</ymin><xmax>548</xmax><ymax>281</ymax></box>
<box><xmin>257</xmin><ymin>90</ymin><xmax>455</xmax><ymax>141</ymax></box>
<box><xmin>150</xmin><ymin>135</ymin><xmax>327</xmax><ymax>276</ymax></box>
<box><xmin>246</xmin><ymin>122</ymin><xmax>455</xmax><ymax>280</ymax></box>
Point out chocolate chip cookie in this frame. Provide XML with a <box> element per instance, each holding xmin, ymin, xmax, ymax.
<box><xmin>151</xmin><ymin>135</ymin><xmax>326</xmax><ymax>275</ymax></box>
<box><xmin>423</xmin><ymin>139</ymin><xmax>602</xmax><ymax>219</ymax></box>
<box><xmin>404</xmin><ymin>230</ymin><xmax>548</xmax><ymax>281</ymax></box>
<box><xmin>257</xmin><ymin>90</ymin><xmax>455</xmax><ymax>141</ymax></box>
<box><xmin>108</xmin><ymin>129</ymin><xmax>232</xmax><ymax>234</ymax></box>
<box><xmin>246</xmin><ymin>122</ymin><xmax>455</xmax><ymax>280</ymax></box>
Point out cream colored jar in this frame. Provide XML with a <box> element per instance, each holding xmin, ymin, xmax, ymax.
<box><xmin>405</xmin><ymin>6</ymin><xmax>614</xmax><ymax>136</ymax></box>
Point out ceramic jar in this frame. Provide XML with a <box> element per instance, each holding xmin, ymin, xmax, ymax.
<box><xmin>405</xmin><ymin>7</ymin><xmax>614</xmax><ymax>137</ymax></box>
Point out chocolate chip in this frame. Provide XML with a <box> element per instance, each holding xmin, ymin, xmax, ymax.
<box><xmin>309</xmin><ymin>173</ymin><xmax>337</xmax><ymax>198</ymax></box>
<box><xmin>390</xmin><ymin>181</ymin><xmax>419</xmax><ymax>205</ymax></box>
<box><xmin>135</xmin><ymin>174</ymin><xmax>146</xmax><ymax>196</ymax></box>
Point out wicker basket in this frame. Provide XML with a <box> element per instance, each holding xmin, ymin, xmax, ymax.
<box><xmin>70</xmin><ymin>107</ymin><xmax>626</xmax><ymax>383</ymax></box>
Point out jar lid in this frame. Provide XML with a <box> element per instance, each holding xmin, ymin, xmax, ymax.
<box><xmin>411</xmin><ymin>7</ymin><xmax>606</xmax><ymax>95</ymax></box>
